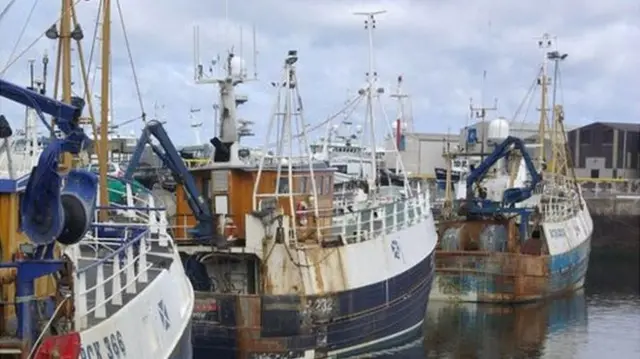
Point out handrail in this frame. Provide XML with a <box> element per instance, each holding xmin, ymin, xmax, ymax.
<box><xmin>72</xmin><ymin>177</ymin><xmax>175</xmax><ymax>330</ymax></box>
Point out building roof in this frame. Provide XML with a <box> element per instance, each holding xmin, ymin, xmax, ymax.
<box><xmin>572</xmin><ymin>121</ymin><xmax>640</xmax><ymax>133</ymax></box>
<box><xmin>597</xmin><ymin>122</ymin><xmax>640</xmax><ymax>133</ymax></box>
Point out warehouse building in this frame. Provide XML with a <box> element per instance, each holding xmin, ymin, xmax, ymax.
<box><xmin>386</xmin><ymin>119</ymin><xmax>577</xmax><ymax>178</ymax></box>
<box><xmin>384</xmin><ymin>132</ymin><xmax>458</xmax><ymax>177</ymax></box>
<box><xmin>567</xmin><ymin>122</ymin><xmax>640</xmax><ymax>179</ymax></box>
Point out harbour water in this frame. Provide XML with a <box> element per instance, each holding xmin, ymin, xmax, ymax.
<box><xmin>349</xmin><ymin>232</ymin><xmax>640</xmax><ymax>359</ymax></box>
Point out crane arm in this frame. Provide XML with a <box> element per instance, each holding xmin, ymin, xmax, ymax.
<box><xmin>466</xmin><ymin>136</ymin><xmax>541</xmax><ymax>208</ymax></box>
<box><xmin>124</xmin><ymin>120</ymin><xmax>225</xmax><ymax>247</ymax></box>
<box><xmin>0</xmin><ymin>78</ymin><xmax>89</xmax><ymax>151</ymax></box>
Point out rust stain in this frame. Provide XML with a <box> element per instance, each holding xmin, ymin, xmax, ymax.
<box><xmin>234</xmin><ymin>295</ymin><xmax>291</xmax><ymax>357</ymax></box>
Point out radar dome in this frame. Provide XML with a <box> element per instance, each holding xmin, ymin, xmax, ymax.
<box><xmin>230</xmin><ymin>56</ymin><xmax>245</xmax><ymax>77</ymax></box>
<box><xmin>487</xmin><ymin>117</ymin><xmax>509</xmax><ymax>144</ymax></box>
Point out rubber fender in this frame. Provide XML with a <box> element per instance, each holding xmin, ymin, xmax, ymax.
<box><xmin>56</xmin><ymin>170</ymin><xmax>98</xmax><ymax>245</ymax></box>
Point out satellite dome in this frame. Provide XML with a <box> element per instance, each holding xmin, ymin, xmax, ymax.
<box><xmin>487</xmin><ymin>117</ymin><xmax>509</xmax><ymax>144</ymax></box>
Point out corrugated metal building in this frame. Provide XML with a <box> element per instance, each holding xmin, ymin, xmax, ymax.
<box><xmin>457</xmin><ymin>120</ymin><xmax>577</xmax><ymax>154</ymax></box>
<box><xmin>384</xmin><ymin>132</ymin><xmax>458</xmax><ymax>176</ymax></box>
<box><xmin>384</xmin><ymin>119</ymin><xmax>578</xmax><ymax>177</ymax></box>
<box><xmin>567</xmin><ymin>122</ymin><xmax>640</xmax><ymax>179</ymax></box>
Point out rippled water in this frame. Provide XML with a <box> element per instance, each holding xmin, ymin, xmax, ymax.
<box><xmin>356</xmin><ymin>247</ymin><xmax>640</xmax><ymax>359</ymax></box>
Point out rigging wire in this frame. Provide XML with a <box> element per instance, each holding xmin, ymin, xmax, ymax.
<box><xmin>0</xmin><ymin>0</ymin><xmax>85</xmax><ymax>75</ymax></box>
<box><xmin>115</xmin><ymin>0</ymin><xmax>145</xmax><ymax>121</ymax></box>
<box><xmin>510</xmin><ymin>67</ymin><xmax>542</xmax><ymax>123</ymax></box>
<box><xmin>1</xmin><ymin>0</ymin><xmax>40</xmax><ymax>77</ymax></box>
<box><xmin>262</xmin><ymin>94</ymin><xmax>363</xmax><ymax>148</ymax></box>
<box><xmin>86</xmin><ymin>0</ymin><xmax>103</xmax><ymax>93</ymax></box>
<box><xmin>0</xmin><ymin>0</ymin><xmax>17</xmax><ymax>25</ymax></box>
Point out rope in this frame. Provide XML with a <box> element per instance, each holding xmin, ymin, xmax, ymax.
<box><xmin>115</xmin><ymin>0</ymin><xmax>146</xmax><ymax>121</ymax></box>
<box><xmin>0</xmin><ymin>0</ymin><xmax>85</xmax><ymax>75</ymax></box>
<box><xmin>1</xmin><ymin>0</ymin><xmax>40</xmax><ymax>77</ymax></box>
<box><xmin>86</xmin><ymin>0</ymin><xmax>103</xmax><ymax>93</ymax></box>
<box><xmin>0</xmin><ymin>0</ymin><xmax>17</xmax><ymax>25</ymax></box>
<box><xmin>510</xmin><ymin>67</ymin><xmax>542</xmax><ymax>123</ymax></box>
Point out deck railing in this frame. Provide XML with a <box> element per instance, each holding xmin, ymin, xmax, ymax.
<box><xmin>71</xmin><ymin>177</ymin><xmax>175</xmax><ymax>330</ymax></box>
<box><xmin>167</xmin><ymin>188</ymin><xmax>433</xmax><ymax>248</ymax></box>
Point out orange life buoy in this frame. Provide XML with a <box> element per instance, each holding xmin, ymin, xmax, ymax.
<box><xmin>296</xmin><ymin>201</ymin><xmax>308</xmax><ymax>226</ymax></box>
<box><xmin>223</xmin><ymin>216</ymin><xmax>236</xmax><ymax>240</ymax></box>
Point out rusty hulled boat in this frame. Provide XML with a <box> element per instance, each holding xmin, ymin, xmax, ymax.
<box><xmin>430</xmin><ymin>35</ymin><xmax>593</xmax><ymax>303</ymax></box>
<box><xmin>173</xmin><ymin>15</ymin><xmax>437</xmax><ymax>357</ymax></box>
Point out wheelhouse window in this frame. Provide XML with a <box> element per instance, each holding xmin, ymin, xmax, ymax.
<box><xmin>276</xmin><ymin>178</ymin><xmax>289</xmax><ymax>193</ymax></box>
<box><xmin>299</xmin><ymin>177</ymin><xmax>308</xmax><ymax>194</ymax></box>
<box><xmin>324</xmin><ymin>175</ymin><xmax>331</xmax><ymax>194</ymax></box>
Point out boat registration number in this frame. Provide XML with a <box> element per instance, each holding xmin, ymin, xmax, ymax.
<box><xmin>81</xmin><ymin>330</ymin><xmax>127</xmax><ymax>359</ymax></box>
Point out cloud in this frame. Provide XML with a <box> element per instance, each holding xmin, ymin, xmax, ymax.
<box><xmin>0</xmin><ymin>0</ymin><xmax>637</xmax><ymax>148</ymax></box>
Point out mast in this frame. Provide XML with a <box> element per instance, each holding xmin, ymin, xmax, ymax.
<box><xmin>548</xmin><ymin>48</ymin><xmax>569</xmax><ymax>175</ymax></box>
<box><xmin>390</xmin><ymin>75</ymin><xmax>408</xmax><ymax>172</ymax></box>
<box><xmin>189</xmin><ymin>107</ymin><xmax>203</xmax><ymax>145</ymax></box>
<box><xmin>252</xmin><ymin>50</ymin><xmax>320</xmax><ymax>241</ymax></box>
<box><xmin>536</xmin><ymin>33</ymin><xmax>554</xmax><ymax>170</ymax></box>
<box><xmin>60</xmin><ymin>0</ymin><xmax>72</xmax><ymax>104</ymax></box>
<box><xmin>98</xmin><ymin>0</ymin><xmax>111</xmax><ymax>220</ymax></box>
<box><xmin>469</xmin><ymin>71</ymin><xmax>497</xmax><ymax>162</ymax></box>
<box><xmin>354</xmin><ymin>10</ymin><xmax>386</xmax><ymax>194</ymax></box>
<box><xmin>192</xmin><ymin>4</ymin><xmax>258</xmax><ymax>159</ymax></box>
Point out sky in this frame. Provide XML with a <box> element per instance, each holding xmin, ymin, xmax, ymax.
<box><xmin>0</xmin><ymin>0</ymin><xmax>638</xmax><ymax>148</ymax></box>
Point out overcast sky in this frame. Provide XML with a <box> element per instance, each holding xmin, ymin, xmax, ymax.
<box><xmin>0</xmin><ymin>0</ymin><xmax>638</xmax><ymax>147</ymax></box>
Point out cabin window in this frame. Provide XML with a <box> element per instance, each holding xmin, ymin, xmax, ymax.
<box><xmin>299</xmin><ymin>177</ymin><xmax>307</xmax><ymax>193</ymax></box>
<box><xmin>214</xmin><ymin>195</ymin><xmax>228</xmax><ymax>214</ymax></box>
<box><xmin>324</xmin><ymin>175</ymin><xmax>331</xmax><ymax>194</ymax></box>
<box><xmin>336</xmin><ymin>165</ymin><xmax>347</xmax><ymax>173</ymax></box>
<box><xmin>276</xmin><ymin>178</ymin><xmax>289</xmax><ymax>193</ymax></box>
<box><xmin>602</xmin><ymin>129</ymin><xmax>614</xmax><ymax>145</ymax></box>
<box><xmin>317</xmin><ymin>176</ymin><xmax>324</xmax><ymax>195</ymax></box>
<box><xmin>259</xmin><ymin>198</ymin><xmax>277</xmax><ymax>211</ymax></box>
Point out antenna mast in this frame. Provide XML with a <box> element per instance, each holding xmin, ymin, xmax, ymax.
<box><xmin>469</xmin><ymin>70</ymin><xmax>497</xmax><ymax>162</ymax></box>
<box><xmin>353</xmin><ymin>10</ymin><xmax>386</xmax><ymax>193</ymax></box>
<box><xmin>189</xmin><ymin>107</ymin><xmax>203</xmax><ymax>145</ymax></box>
<box><xmin>547</xmin><ymin>46</ymin><xmax>569</xmax><ymax>175</ymax></box>
<box><xmin>192</xmin><ymin>2</ymin><xmax>258</xmax><ymax>155</ymax></box>
<box><xmin>252</xmin><ymin>50</ymin><xmax>321</xmax><ymax>241</ymax></box>
<box><xmin>536</xmin><ymin>33</ymin><xmax>554</xmax><ymax>170</ymax></box>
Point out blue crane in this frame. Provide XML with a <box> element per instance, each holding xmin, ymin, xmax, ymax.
<box><xmin>0</xmin><ymin>78</ymin><xmax>97</xmax><ymax>347</ymax></box>
<box><xmin>123</xmin><ymin>120</ymin><xmax>226</xmax><ymax>248</ymax></box>
<box><xmin>464</xmin><ymin>136</ymin><xmax>542</xmax><ymax>239</ymax></box>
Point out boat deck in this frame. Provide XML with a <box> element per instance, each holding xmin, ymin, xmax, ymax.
<box><xmin>77</xmin><ymin>238</ymin><xmax>175</xmax><ymax>327</ymax></box>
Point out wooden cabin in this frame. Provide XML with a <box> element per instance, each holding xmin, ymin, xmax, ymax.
<box><xmin>173</xmin><ymin>164</ymin><xmax>336</xmax><ymax>243</ymax></box>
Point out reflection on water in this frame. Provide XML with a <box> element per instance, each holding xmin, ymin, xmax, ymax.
<box><xmin>423</xmin><ymin>292</ymin><xmax>587</xmax><ymax>359</ymax></box>
<box><xmin>352</xmin><ymin>246</ymin><xmax>639</xmax><ymax>359</ymax></box>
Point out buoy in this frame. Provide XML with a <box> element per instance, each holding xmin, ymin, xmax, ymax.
<box><xmin>296</xmin><ymin>201</ymin><xmax>308</xmax><ymax>226</ymax></box>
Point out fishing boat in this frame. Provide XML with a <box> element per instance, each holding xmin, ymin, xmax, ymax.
<box><xmin>170</xmin><ymin>11</ymin><xmax>436</xmax><ymax>358</ymax></box>
<box><xmin>431</xmin><ymin>34</ymin><xmax>593</xmax><ymax>303</ymax></box>
<box><xmin>0</xmin><ymin>1</ymin><xmax>193</xmax><ymax>357</ymax></box>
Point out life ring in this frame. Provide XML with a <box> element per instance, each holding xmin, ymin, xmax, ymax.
<box><xmin>296</xmin><ymin>201</ymin><xmax>308</xmax><ymax>226</ymax></box>
<box><xmin>223</xmin><ymin>216</ymin><xmax>236</xmax><ymax>241</ymax></box>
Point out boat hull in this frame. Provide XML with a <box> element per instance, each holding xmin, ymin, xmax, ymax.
<box><xmin>191</xmin><ymin>249</ymin><xmax>434</xmax><ymax>359</ymax></box>
<box><xmin>430</xmin><ymin>236</ymin><xmax>591</xmax><ymax>303</ymax></box>
<box><xmin>77</xmin><ymin>258</ymin><xmax>194</xmax><ymax>359</ymax></box>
